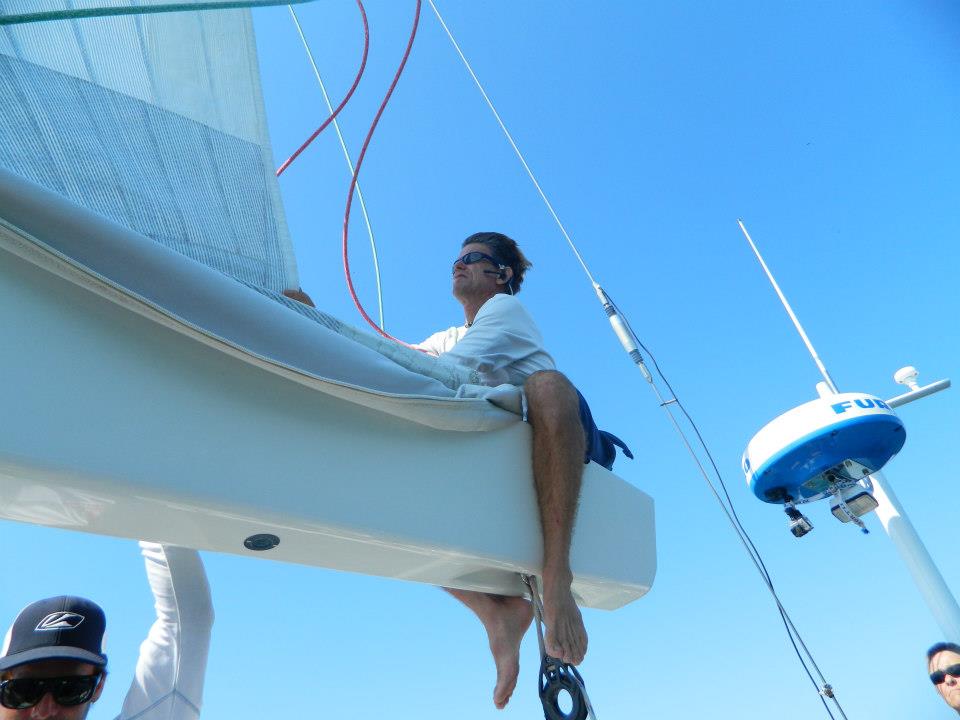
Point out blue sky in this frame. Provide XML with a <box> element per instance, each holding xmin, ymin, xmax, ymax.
<box><xmin>3</xmin><ymin>2</ymin><xmax>959</xmax><ymax>718</ymax></box>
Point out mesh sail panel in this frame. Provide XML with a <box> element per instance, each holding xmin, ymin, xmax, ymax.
<box><xmin>0</xmin><ymin>8</ymin><xmax>299</xmax><ymax>290</ymax></box>
<box><xmin>0</xmin><ymin>0</ymin><xmax>315</xmax><ymax>28</ymax></box>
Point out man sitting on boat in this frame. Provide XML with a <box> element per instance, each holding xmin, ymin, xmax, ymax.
<box><xmin>414</xmin><ymin>231</ymin><xmax>622</xmax><ymax>709</ymax></box>
<box><xmin>0</xmin><ymin>543</ymin><xmax>213</xmax><ymax>720</ymax></box>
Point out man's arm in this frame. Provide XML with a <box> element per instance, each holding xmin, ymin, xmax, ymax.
<box><xmin>115</xmin><ymin>542</ymin><xmax>214</xmax><ymax>720</ymax></box>
<box><xmin>413</xmin><ymin>327</ymin><xmax>462</xmax><ymax>357</ymax></box>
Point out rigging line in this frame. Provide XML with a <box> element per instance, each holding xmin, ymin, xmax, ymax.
<box><xmin>602</xmin><ymin>287</ymin><xmax>845</xmax><ymax>716</ymax></box>
<box><xmin>342</xmin><ymin>0</ymin><xmax>421</xmax><ymax>346</ymax></box>
<box><xmin>646</xmin><ymin>375</ymin><xmax>844</xmax><ymax>719</ymax></box>
<box><xmin>617</xmin><ymin>304</ymin><xmax>845</xmax><ymax>716</ymax></box>
<box><xmin>423</xmin><ymin>6</ymin><xmax>812</xmax><ymax>666</ymax></box>
<box><xmin>626</xmin><ymin>312</ymin><xmax>779</xmax><ymax>591</ymax></box>
<box><xmin>426</xmin><ymin>1</ymin><xmax>842</xmax><ymax>710</ymax></box>
<box><xmin>287</xmin><ymin>4</ymin><xmax>385</xmax><ymax>330</ymax></box>
<box><xmin>617</xmin><ymin>303</ymin><xmax>822</xmax><ymax>639</ymax></box>
<box><xmin>424</xmin><ymin>7</ymin><xmax>831</xmax><ymax>688</ymax></box>
<box><xmin>615</xmin><ymin>305</ymin><xmax>847</xmax><ymax>719</ymax></box>
<box><xmin>276</xmin><ymin>0</ymin><xmax>369</xmax><ymax>177</ymax></box>
<box><xmin>664</xmin><ymin>379</ymin><xmax>843</xmax><ymax>712</ymax></box>
<box><xmin>426</xmin><ymin>0</ymin><xmax>597</xmax><ymax>287</ymax></box>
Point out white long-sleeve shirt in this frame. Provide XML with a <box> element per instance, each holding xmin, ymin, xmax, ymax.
<box><xmin>416</xmin><ymin>293</ymin><xmax>555</xmax><ymax>387</ymax></box>
<box><xmin>114</xmin><ymin>542</ymin><xmax>213</xmax><ymax>720</ymax></box>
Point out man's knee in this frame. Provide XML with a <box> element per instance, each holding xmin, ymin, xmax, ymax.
<box><xmin>525</xmin><ymin>370</ymin><xmax>575</xmax><ymax>401</ymax></box>
<box><xmin>524</xmin><ymin>370</ymin><xmax>579</xmax><ymax>422</ymax></box>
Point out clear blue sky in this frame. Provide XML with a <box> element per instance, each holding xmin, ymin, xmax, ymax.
<box><xmin>3</xmin><ymin>2</ymin><xmax>959</xmax><ymax>718</ymax></box>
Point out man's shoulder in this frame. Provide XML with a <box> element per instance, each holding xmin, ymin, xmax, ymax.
<box><xmin>472</xmin><ymin>293</ymin><xmax>543</xmax><ymax>342</ymax></box>
<box><xmin>476</xmin><ymin>293</ymin><xmax>530</xmax><ymax>320</ymax></box>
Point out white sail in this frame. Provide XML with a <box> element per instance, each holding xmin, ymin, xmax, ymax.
<box><xmin>0</xmin><ymin>5</ymin><xmax>298</xmax><ymax>289</ymax></box>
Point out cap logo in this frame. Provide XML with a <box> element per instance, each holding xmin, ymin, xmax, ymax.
<box><xmin>36</xmin><ymin>612</ymin><xmax>85</xmax><ymax>631</ymax></box>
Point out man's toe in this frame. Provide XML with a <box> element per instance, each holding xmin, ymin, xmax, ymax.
<box><xmin>493</xmin><ymin>676</ymin><xmax>516</xmax><ymax>709</ymax></box>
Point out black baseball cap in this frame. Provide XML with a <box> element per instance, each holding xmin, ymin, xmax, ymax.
<box><xmin>0</xmin><ymin>596</ymin><xmax>108</xmax><ymax>671</ymax></box>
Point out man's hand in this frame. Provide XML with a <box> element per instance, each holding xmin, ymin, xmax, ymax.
<box><xmin>282</xmin><ymin>288</ymin><xmax>315</xmax><ymax>307</ymax></box>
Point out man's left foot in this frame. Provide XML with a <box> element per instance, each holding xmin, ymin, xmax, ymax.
<box><xmin>487</xmin><ymin>596</ymin><xmax>534</xmax><ymax>709</ymax></box>
<box><xmin>542</xmin><ymin>572</ymin><xmax>587</xmax><ymax>665</ymax></box>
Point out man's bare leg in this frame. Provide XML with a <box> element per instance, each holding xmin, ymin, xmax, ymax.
<box><xmin>444</xmin><ymin>588</ymin><xmax>533</xmax><ymax>709</ymax></box>
<box><xmin>524</xmin><ymin>370</ymin><xmax>588</xmax><ymax>665</ymax></box>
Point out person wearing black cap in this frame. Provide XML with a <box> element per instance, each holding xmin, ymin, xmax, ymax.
<box><xmin>0</xmin><ymin>542</ymin><xmax>212</xmax><ymax>720</ymax></box>
<box><xmin>0</xmin><ymin>596</ymin><xmax>107</xmax><ymax>719</ymax></box>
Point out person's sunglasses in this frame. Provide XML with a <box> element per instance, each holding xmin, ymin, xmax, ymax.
<box><xmin>452</xmin><ymin>251</ymin><xmax>504</xmax><ymax>273</ymax></box>
<box><xmin>0</xmin><ymin>673</ymin><xmax>101</xmax><ymax>709</ymax></box>
<box><xmin>930</xmin><ymin>664</ymin><xmax>960</xmax><ymax>686</ymax></box>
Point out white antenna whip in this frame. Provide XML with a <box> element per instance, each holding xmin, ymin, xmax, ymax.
<box><xmin>737</xmin><ymin>219</ymin><xmax>839</xmax><ymax>394</ymax></box>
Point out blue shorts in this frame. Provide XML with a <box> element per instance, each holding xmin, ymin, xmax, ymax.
<box><xmin>576</xmin><ymin>390</ymin><xmax>632</xmax><ymax>471</ymax></box>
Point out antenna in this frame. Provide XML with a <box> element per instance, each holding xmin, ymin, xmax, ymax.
<box><xmin>737</xmin><ymin>219</ymin><xmax>839</xmax><ymax>394</ymax></box>
<box><xmin>738</xmin><ymin>219</ymin><xmax>959</xmax><ymax>641</ymax></box>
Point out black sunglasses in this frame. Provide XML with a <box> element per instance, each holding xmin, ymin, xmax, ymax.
<box><xmin>0</xmin><ymin>673</ymin><xmax>101</xmax><ymax>709</ymax></box>
<box><xmin>930</xmin><ymin>663</ymin><xmax>960</xmax><ymax>686</ymax></box>
<box><xmin>452</xmin><ymin>251</ymin><xmax>504</xmax><ymax>273</ymax></box>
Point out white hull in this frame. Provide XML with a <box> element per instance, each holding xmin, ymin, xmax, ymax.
<box><xmin>0</xmin><ymin>171</ymin><xmax>656</xmax><ymax>610</ymax></box>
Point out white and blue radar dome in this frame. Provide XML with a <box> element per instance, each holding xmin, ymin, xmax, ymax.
<box><xmin>743</xmin><ymin>393</ymin><xmax>905</xmax><ymax>504</ymax></box>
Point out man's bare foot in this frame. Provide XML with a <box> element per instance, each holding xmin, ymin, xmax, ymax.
<box><xmin>542</xmin><ymin>572</ymin><xmax>587</xmax><ymax>665</ymax></box>
<box><xmin>445</xmin><ymin>589</ymin><xmax>534</xmax><ymax>709</ymax></box>
<box><xmin>487</xmin><ymin>596</ymin><xmax>534</xmax><ymax>709</ymax></box>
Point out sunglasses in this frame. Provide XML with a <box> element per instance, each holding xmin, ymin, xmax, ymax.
<box><xmin>931</xmin><ymin>664</ymin><xmax>960</xmax><ymax>686</ymax></box>
<box><xmin>452</xmin><ymin>251</ymin><xmax>504</xmax><ymax>273</ymax></box>
<box><xmin>0</xmin><ymin>673</ymin><xmax>101</xmax><ymax>709</ymax></box>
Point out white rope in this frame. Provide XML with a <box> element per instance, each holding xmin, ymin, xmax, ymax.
<box><xmin>426</xmin><ymin>0</ymin><xmax>598</xmax><ymax>287</ymax></box>
<box><xmin>288</xmin><ymin>5</ymin><xmax>385</xmax><ymax>330</ymax></box>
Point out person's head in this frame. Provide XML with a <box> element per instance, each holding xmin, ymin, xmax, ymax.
<box><xmin>927</xmin><ymin>642</ymin><xmax>960</xmax><ymax>714</ymax></box>
<box><xmin>452</xmin><ymin>232</ymin><xmax>532</xmax><ymax>305</ymax></box>
<box><xmin>0</xmin><ymin>598</ymin><xmax>107</xmax><ymax>719</ymax></box>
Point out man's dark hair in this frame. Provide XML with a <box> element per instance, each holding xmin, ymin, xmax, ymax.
<box><xmin>462</xmin><ymin>232</ymin><xmax>532</xmax><ymax>294</ymax></box>
<box><xmin>928</xmin><ymin>642</ymin><xmax>960</xmax><ymax>662</ymax></box>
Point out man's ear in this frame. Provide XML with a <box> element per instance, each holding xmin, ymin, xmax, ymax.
<box><xmin>499</xmin><ymin>267</ymin><xmax>513</xmax><ymax>285</ymax></box>
<box><xmin>91</xmin><ymin>672</ymin><xmax>107</xmax><ymax>703</ymax></box>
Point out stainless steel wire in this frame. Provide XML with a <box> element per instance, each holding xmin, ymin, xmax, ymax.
<box><xmin>426</xmin><ymin>0</ymin><xmax>597</xmax><ymax>287</ymax></box>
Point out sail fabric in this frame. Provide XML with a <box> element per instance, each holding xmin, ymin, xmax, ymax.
<box><xmin>0</xmin><ymin>7</ymin><xmax>299</xmax><ymax>290</ymax></box>
<box><xmin>0</xmin><ymin>166</ymin><xmax>525</xmax><ymax>430</ymax></box>
<box><xmin>0</xmin><ymin>0</ymin><xmax>315</xmax><ymax>26</ymax></box>
<box><xmin>252</xmin><ymin>283</ymin><xmax>487</xmax><ymax>392</ymax></box>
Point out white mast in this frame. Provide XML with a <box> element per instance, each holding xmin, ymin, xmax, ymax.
<box><xmin>738</xmin><ymin>220</ymin><xmax>960</xmax><ymax>642</ymax></box>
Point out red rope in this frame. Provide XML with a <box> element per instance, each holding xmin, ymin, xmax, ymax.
<box><xmin>275</xmin><ymin>0</ymin><xmax>370</xmax><ymax>177</ymax></box>
<box><xmin>342</xmin><ymin>0</ymin><xmax>421</xmax><ymax>346</ymax></box>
